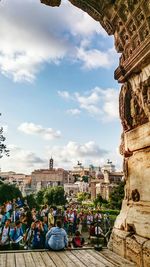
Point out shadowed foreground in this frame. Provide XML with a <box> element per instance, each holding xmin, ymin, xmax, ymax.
<box><xmin>0</xmin><ymin>249</ymin><xmax>137</xmax><ymax>267</ymax></box>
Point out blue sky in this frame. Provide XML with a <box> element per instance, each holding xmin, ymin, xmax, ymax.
<box><xmin>0</xmin><ymin>0</ymin><xmax>123</xmax><ymax>174</ymax></box>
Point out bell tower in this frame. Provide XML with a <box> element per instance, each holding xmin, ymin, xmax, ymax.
<box><xmin>49</xmin><ymin>157</ymin><xmax>54</xmax><ymax>170</ymax></box>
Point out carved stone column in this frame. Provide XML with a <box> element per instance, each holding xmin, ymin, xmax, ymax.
<box><xmin>109</xmin><ymin>66</ymin><xmax>150</xmax><ymax>266</ymax></box>
<box><xmin>41</xmin><ymin>1</ymin><xmax>150</xmax><ymax>266</ymax></box>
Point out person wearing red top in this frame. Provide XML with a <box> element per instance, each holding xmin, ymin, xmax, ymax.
<box><xmin>72</xmin><ymin>230</ymin><xmax>84</xmax><ymax>248</ymax></box>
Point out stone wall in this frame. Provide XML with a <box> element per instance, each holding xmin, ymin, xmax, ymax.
<box><xmin>40</xmin><ymin>1</ymin><xmax>150</xmax><ymax>266</ymax></box>
<box><xmin>31</xmin><ymin>169</ymin><xmax>68</xmax><ymax>186</ymax></box>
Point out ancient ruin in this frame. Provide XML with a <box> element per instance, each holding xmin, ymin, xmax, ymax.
<box><xmin>41</xmin><ymin>1</ymin><xmax>150</xmax><ymax>266</ymax></box>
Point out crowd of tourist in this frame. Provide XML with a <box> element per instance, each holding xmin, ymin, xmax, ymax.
<box><xmin>0</xmin><ymin>198</ymin><xmax>111</xmax><ymax>251</ymax></box>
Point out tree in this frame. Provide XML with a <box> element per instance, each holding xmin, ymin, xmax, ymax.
<box><xmin>36</xmin><ymin>188</ymin><xmax>46</xmax><ymax>206</ymax></box>
<box><xmin>82</xmin><ymin>175</ymin><xmax>89</xmax><ymax>183</ymax></box>
<box><xmin>0</xmin><ymin>183</ymin><xmax>22</xmax><ymax>204</ymax></box>
<box><xmin>94</xmin><ymin>194</ymin><xmax>106</xmax><ymax>207</ymax></box>
<box><xmin>0</xmin><ymin>113</ymin><xmax>9</xmax><ymax>158</ymax></box>
<box><xmin>109</xmin><ymin>181</ymin><xmax>125</xmax><ymax>210</ymax></box>
<box><xmin>77</xmin><ymin>192</ymin><xmax>90</xmax><ymax>202</ymax></box>
<box><xmin>44</xmin><ymin>186</ymin><xmax>66</xmax><ymax>206</ymax></box>
<box><xmin>24</xmin><ymin>194</ymin><xmax>38</xmax><ymax>209</ymax></box>
<box><xmin>44</xmin><ymin>187</ymin><xmax>54</xmax><ymax>205</ymax></box>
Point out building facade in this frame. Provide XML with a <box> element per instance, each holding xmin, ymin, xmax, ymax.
<box><xmin>31</xmin><ymin>158</ymin><xmax>74</xmax><ymax>191</ymax></box>
<box><xmin>90</xmin><ymin>162</ymin><xmax>123</xmax><ymax>200</ymax></box>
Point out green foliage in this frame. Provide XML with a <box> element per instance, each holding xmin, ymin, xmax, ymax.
<box><xmin>24</xmin><ymin>194</ymin><xmax>38</xmax><ymax>209</ymax></box>
<box><xmin>109</xmin><ymin>181</ymin><xmax>125</xmax><ymax>209</ymax></box>
<box><xmin>43</xmin><ymin>186</ymin><xmax>66</xmax><ymax>206</ymax></box>
<box><xmin>81</xmin><ymin>202</ymin><xmax>94</xmax><ymax>208</ymax></box>
<box><xmin>77</xmin><ymin>192</ymin><xmax>90</xmax><ymax>202</ymax></box>
<box><xmin>82</xmin><ymin>176</ymin><xmax>89</xmax><ymax>183</ymax></box>
<box><xmin>0</xmin><ymin>183</ymin><xmax>22</xmax><ymax>204</ymax></box>
<box><xmin>94</xmin><ymin>194</ymin><xmax>108</xmax><ymax>207</ymax></box>
<box><xmin>36</xmin><ymin>188</ymin><xmax>45</xmax><ymax>205</ymax></box>
<box><xmin>98</xmin><ymin>209</ymin><xmax>120</xmax><ymax>215</ymax></box>
<box><xmin>44</xmin><ymin>187</ymin><xmax>54</xmax><ymax>205</ymax></box>
<box><xmin>0</xmin><ymin>114</ymin><xmax>9</xmax><ymax>158</ymax></box>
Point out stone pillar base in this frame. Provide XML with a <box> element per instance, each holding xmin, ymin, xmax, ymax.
<box><xmin>108</xmin><ymin>229</ymin><xmax>150</xmax><ymax>267</ymax></box>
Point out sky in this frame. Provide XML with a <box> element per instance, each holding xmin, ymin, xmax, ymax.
<box><xmin>0</xmin><ymin>0</ymin><xmax>123</xmax><ymax>174</ymax></box>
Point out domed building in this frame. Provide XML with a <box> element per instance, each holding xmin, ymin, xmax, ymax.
<box><xmin>90</xmin><ymin>161</ymin><xmax>123</xmax><ymax>200</ymax></box>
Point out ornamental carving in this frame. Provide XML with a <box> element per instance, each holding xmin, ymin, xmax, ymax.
<box><xmin>119</xmin><ymin>83</ymin><xmax>133</xmax><ymax>131</ymax></box>
<box><xmin>119</xmin><ymin>81</ymin><xmax>149</xmax><ymax>131</ymax></box>
<box><xmin>141</xmin><ymin>77</ymin><xmax>150</xmax><ymax>119</ymax></box>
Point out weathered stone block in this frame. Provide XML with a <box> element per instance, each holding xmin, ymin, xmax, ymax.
<box><xmin>128</xmin><ymin>149</ymin><xmax>150</xmax><ymax>202</ymax></box>
<box><xmin>114</xmin><ymin>200</ymin><xmax>150</xmax><ymax>240</ymax></box>
<box><xmin>125</xmin><ymin>204</ymin><xmax>150</xmax><ymax>239</ymax></box>
<box><xmin>124</xmin><ymin>122</ymin><xmax>150</xmax><ymax>152</ymax></box>
<box><xmin>126</xmin><ymin>235</ymin><xmax>147</xmax><ymax>267</ymax></box>
<box><xmin>108</xmin><ymin>229</ymin><xmax>130</xmax><ymax>258</ymax></box>
<box><xmin>113</xmin><ymin>200</ymin><xmax>129</xmax><ymax>230</ymax></box>
<box><xmin>143</xmin><ymin>240</ymin><xmax>150</xmax><ymax>267</ymax></box>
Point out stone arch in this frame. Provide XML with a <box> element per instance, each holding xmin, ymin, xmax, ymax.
<box><xmin>41</xmin><ymin>1</ymin><xmax>150</xmax><ymax>266</ymax></box>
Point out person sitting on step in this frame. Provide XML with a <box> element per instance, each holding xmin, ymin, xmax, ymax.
<box><xmin>72</xmin><ymin>230</ymin><xmax>85</xmax><ymax>248</ymax></box>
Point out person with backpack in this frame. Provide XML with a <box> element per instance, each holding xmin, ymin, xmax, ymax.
<box><xmin>0</xmin><ymin>219</ymin><xmax>11</xmax><ymax>250</ymax></box>
<box><xmin>10</xmin><ymin>220</ymin><xmax>24</xmax><ymax>250</ymax></box>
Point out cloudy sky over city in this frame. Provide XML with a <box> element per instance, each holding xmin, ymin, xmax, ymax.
<box><xmin>0</xmin><ymin>0</ymin><xmax>123</xmax><ymax>174</ymax></box>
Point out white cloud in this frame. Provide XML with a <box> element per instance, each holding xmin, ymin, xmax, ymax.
<box><xmin>0</xmin><ymin>145</ymin><xmax>46</xmax><ymax>174</ymax></box>
<box><xmin>0</xmin><ymin>0</ymin><xmax>115</xmax><ymax>82</ymax></box>
<box><xmin>64</xmin><ymin>3</ymin><xmax>107</xmax><ymax>37</ymax></box>
<box><xmin>46</xmin><ymin>140</ymin><xmax>108</xmax><ymax>168</ymax></box>
<box><xmin>18</xmin><ymin>122</ymin><xmax>61</xmax><ymax>140</ymax></box>
<box><xmin>77</xmin><ymin>87</ymin><xmax>119</xmax><ymax>120</ymax></box>
<box><xmin>58</xmin><ymin>87</ymin><xmax>119</xmax><ymax>120</ymax></box>
<box><xmin>76</xmin><ymin>47</ymin><xmax>117</xmax><ymax>69</ymax></box>
<box><xmin>0</xmin><ymin>0</ymin><xmax>70</xmax><ymax>82</ymax></box>
<box><xmin>58</xmin><ymin>90</ymin><xmax>71</xmax><ymax>100</ymax></box>
<box><xmin>0</xmin><ymin>1</ymin><xmax>67</xmax><ymax>82</ymax></box>
<box><xmin>66</xmin><ymin>109</ymin><xmax>81</xmax><ymax>115</ymax></box>
<box><xmin>103</xmin><ymin>95</ymin><xmax>119</xmax><ymax>119</ymax></box>
<box><xmin>0</xmin><ymin>142</ymin><xmax>122</xmax><ymax>173</ymax></box>
<box><xmin>75</xmin><ymin>91</ymin><xmax>100</xmax><ymax>106</ymax></box>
